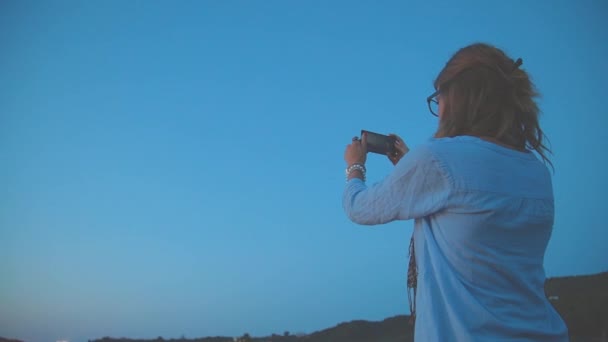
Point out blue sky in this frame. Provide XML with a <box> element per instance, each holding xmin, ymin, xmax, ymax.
<box><xmin>1</xmin><ymin>1</ymin><xmax>607</xmax><ymax>341</ymax></box>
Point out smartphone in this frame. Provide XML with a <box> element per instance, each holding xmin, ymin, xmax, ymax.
<box><xmin>361</xmin><ymin>130</ymin><xmax>397</xmax><ymax>155</ymax></box>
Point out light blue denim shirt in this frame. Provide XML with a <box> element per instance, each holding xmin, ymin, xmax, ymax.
<box><xmin>343</xmin><ymin>136</ymin><xmax>568</xmax><ymax>341</ymax></box>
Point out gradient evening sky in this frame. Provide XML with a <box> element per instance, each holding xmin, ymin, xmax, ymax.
<box><xmin>1</xmin><ymin>1</ymin><xmax>607</xmax><ymax>341</ymax></box>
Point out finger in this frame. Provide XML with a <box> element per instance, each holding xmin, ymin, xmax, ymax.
<box><xmin>390</xmin><ymin>133</ymin><xmax>405</xmax><ymax>144</ymax></box>
<box><xmin>389</xmin><ymin>133</ymin><xmax>402</xmax><ymax>147</ymax></box>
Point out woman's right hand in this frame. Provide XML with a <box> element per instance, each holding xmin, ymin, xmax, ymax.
<box><xmin>387</xmin><ymin>134</ymin><xmax>409</xmax><ymax>165</ymax></box>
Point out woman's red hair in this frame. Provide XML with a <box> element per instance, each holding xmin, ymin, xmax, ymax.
<box><xmin>434</xmin><ymin>43</ymin><xmax>552</xmax><ymax>169</ymax></box>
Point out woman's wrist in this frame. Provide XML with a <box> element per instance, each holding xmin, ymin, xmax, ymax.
<box><xmin>345</xmin><ymin>163</ymin><xmax>366</xmax><ymax>182</ymax></box>
<box><xmin>347</xmin><ymin>169</ymin><xmax>364</xmax><ymax>181</ymax></box>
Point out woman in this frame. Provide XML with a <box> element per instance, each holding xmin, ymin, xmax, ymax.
<box><xmin>343</xmin><ymin>43</ymin><xmax>569</xmax><ymax>341</ymax></box>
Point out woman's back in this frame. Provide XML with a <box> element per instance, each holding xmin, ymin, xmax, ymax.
<box><xmin>414</xmin><ymin>136</ymin><xmax>568</xmax><ymax>341</ymax></box>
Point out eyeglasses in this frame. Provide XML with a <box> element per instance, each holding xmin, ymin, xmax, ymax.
<box><xmin>426</xmin><ymin>89</ymin><xmax>440</xmax><ymax>117</ymax></box>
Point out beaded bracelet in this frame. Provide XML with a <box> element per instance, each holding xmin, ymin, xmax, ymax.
<box><xmin>345</xmin><ymin>163</ymin><xmax>366</xmax><ymax>182</ymax></box>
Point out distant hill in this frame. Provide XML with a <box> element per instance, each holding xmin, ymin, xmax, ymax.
<box><xmin>0</xmin><ymin>338</ymin><xmax>25</xmax><ymax>342</ymax></box>
<box><xmin>301</xmin><ymin>315</ymin><xmax>413</xmax><ymax>342</ymax></box>
<box><xmin>87</xmin><ymin>272</ymin><xmax>606</xmax><ymax>341</ymax></box>
<box><xmin>545</xmin><ymin>271</ymin><xmax>608</xmax><ymax>339</ymax></box>
<box><xmin>4</xmin><ymin>272</ymin><xmax>605</xmax><ymax>342</ymax></box>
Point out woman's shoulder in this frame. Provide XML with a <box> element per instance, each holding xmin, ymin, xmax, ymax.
<box><xmin>423</xmin><ymin>136</ymin><xmax>537</xmax><ymax>161</ymax></box>
<box><xmin>419</xmin><ymin>136</ymin><xmax>552</xmax><ymax>197</ymax></box>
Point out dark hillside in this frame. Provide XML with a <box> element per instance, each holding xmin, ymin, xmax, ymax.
<box><xmin>11</xmin><ymin>272</ymin><xmax>599</xmax><ymax>342</ymax></box>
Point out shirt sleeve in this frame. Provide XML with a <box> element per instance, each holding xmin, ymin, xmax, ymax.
<box><xmin>342</xmin><ymin>145</ymin><xmax>451</xmax><ymax>225</ymax></box>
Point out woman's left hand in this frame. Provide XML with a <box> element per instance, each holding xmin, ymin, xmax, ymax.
<box><xmin>344</xmin><ymin>133</ymin><xmax>367</xmax><ymax>166</ymax></box>
<box><xmin>387</xmin><ymin>133</ymin><xmax>409</xmax><ymax>165</ymax></box>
